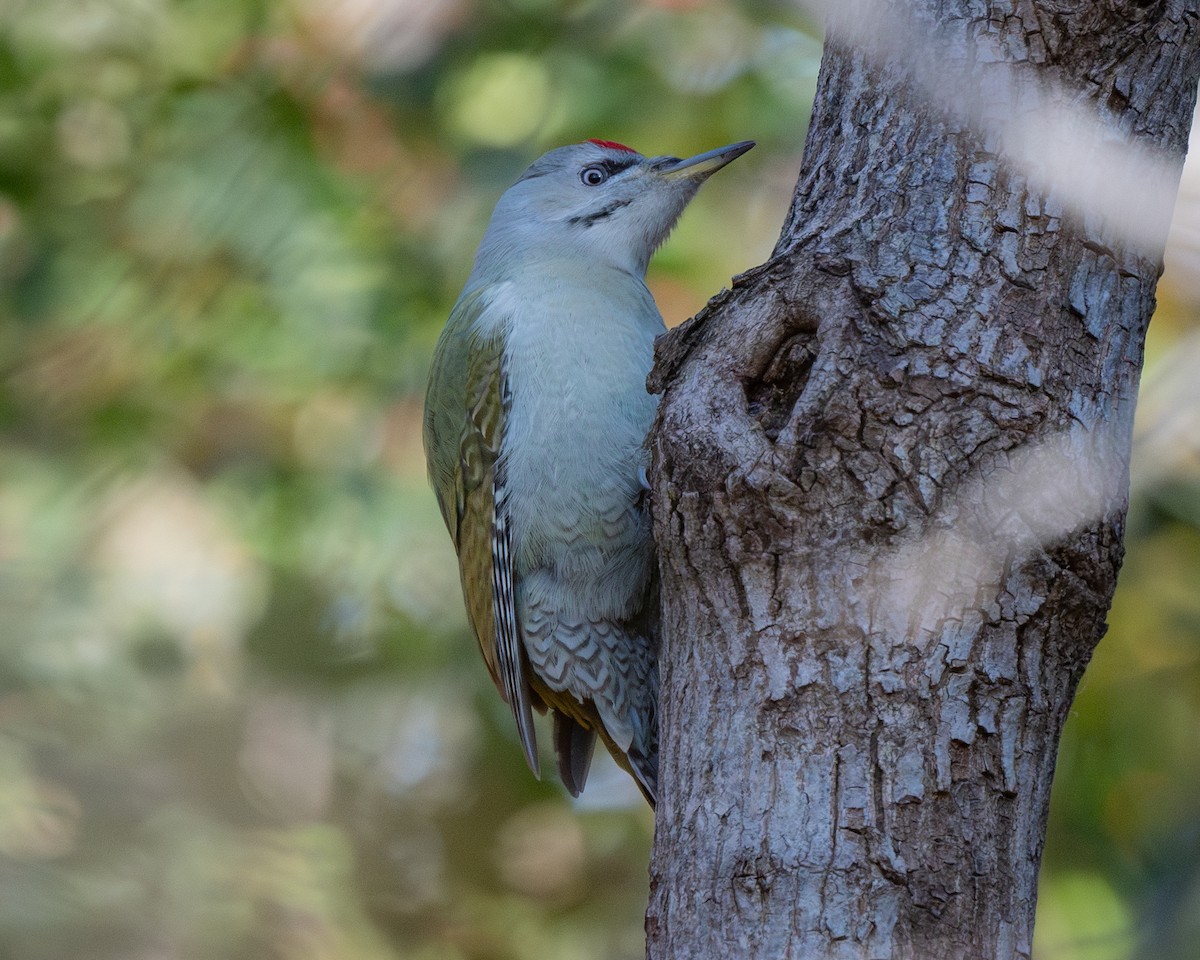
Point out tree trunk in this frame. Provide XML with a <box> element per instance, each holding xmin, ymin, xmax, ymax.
<box><xmin>645</xmin><ymin>2</ymin><xmax>1200</xmax><ymax>958</ymax></box>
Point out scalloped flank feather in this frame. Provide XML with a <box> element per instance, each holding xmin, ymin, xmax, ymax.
<box><xmin>586</xmin><ymin>138</ymin><xmax>638</xmax><ymax>153</ymax></box>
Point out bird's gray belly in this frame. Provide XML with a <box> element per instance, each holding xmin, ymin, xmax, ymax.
<box><xmin>503</xmin><ymin>380</ymin><xmax>656</xmax><ymax>729</ymax></box>
<box><xmin>506</xmin><ymin>406</ymin><xmax>653</xmax><ymax>616</ymax></box>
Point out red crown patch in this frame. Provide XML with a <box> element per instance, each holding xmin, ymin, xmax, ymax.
<box><xmin>586</xmin><ymin>138</ymin><xmax>638</xmax><ymax>154</ymax></box>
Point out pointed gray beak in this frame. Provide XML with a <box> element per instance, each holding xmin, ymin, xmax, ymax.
<box><xmin>657</xmin><ymin>140</ymin><xmax>755</xmax><ymax>181</ymax></box>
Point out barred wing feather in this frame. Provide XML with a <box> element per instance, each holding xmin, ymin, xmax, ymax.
<box><xmin>426</xmin><ymin>313</ymin><xmax>540</xmax><ymax>777</ymax></box>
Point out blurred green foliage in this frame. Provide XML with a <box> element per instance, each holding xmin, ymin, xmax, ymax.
<box><xmin>0</xmin><ymin>1</ymin><xmax>1197</xmax><ymax>958</ymax></box>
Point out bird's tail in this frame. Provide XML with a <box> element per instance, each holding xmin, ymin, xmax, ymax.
<box><xmin>594</xmin><ymin>656</ymin><xmax>658</xmax><ymax>807</ymax></box>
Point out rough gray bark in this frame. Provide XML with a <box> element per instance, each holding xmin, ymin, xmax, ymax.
<box><xmin>645</xmin><ymin>2</ymin><xmax>1200</xmax><ymax>958</ymax></box>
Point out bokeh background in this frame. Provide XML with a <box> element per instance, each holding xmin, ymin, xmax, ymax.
<box><xmin>1</xmin><ymin>1</ymin><xmax>1198</xmax><ymax>958</ymax></box>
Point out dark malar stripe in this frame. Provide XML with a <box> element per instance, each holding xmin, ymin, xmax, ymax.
<box><xmin>568</xmin><ymin>198</ymin><xmax>632</xmax><ymax>227</ymax></box>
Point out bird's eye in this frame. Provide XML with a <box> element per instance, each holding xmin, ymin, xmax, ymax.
<box><xmin>580</xmin><ymin>165</ymin><xmax>608</xmax><ymax>186</ymax></box>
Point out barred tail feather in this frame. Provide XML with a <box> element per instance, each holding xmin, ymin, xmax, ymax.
<box><xmin>625</xmin><ymin>742</ymin><xmax>657</xmax><ymax>808</ymax></box>
<box><xmin>553</xmin><ymin>711</ymin><xmax>597</xmax><ymax>798</ymax></box>
<box><xmin>625</xmin><ymin>663</ymin><xmax>658</xmax><ymax>807</ymax></box>
<box><xmin>593</xmin><ymin>717</ymin><xmax>657</xmax><ymax>808</ymax></box>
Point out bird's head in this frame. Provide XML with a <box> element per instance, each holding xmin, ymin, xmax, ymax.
<box><xmin>477</xmin><ymin>138</ymin><xmax>755</xmax><ymax>278</ymax></box>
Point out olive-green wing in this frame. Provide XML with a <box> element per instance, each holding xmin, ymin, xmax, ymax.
<box><xmin>425</xmin><ymin>311</ymin><xmax>539</xmax><ymax>777</ymax></box>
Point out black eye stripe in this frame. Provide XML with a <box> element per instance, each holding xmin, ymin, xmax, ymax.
<box><xmin>581</xmin><ymin>157</ymin><xmax>638</xmax><ymax>180</ymax></box>
<box><xmin>599</xmin><ymin>157</ymin><xmax>638</xmax><ymax>175</ymax></box>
